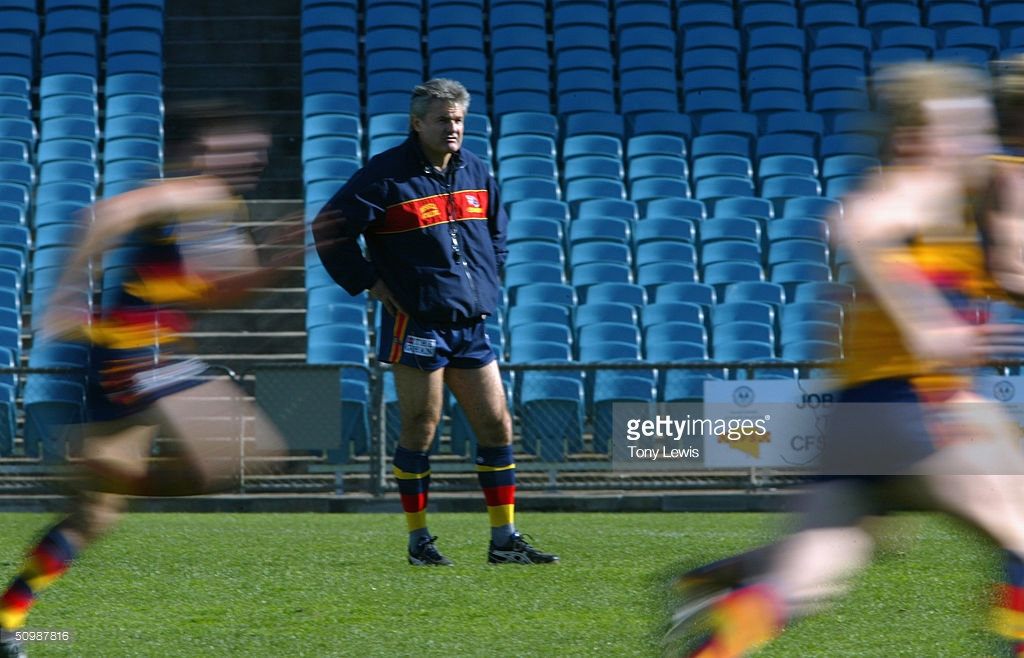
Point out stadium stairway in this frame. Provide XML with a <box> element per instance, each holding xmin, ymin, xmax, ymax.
<box><xmin>163</xmin><ymin>0</ymin><xmax>303</xmax><ymax>200</ymax></box>
<box><xmin>160</xmin><ymin>2</ymin><xmax>308</xmax><ymax>374</ymax></box>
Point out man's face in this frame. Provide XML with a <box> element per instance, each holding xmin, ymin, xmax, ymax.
<box><xmin>194</xmin><ymin>128</ymin><xmax>271</xmax><ymax>192</ymax></box>
<box><xmin>411</xmin><ymin>100</ymin><xmax>465</xmax><ymax>165</ymax></box>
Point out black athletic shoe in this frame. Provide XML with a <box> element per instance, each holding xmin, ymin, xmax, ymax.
<box><xmin>488</xmin><ymin>533</ymin><xmax>559</xmax><ymax>564</ymax></box>
<box><xmin>0</xmin><ymin>632</ymin><xmax>26</xmax><ymax>658</ymax></box>
<box><xmin>408</xmin><ymin>536</ymin><xmax>453</xmax><ymax>566</ymax></box>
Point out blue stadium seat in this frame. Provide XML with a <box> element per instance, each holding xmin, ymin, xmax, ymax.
<box><xmin>564</xmin><ymin>179</ymin><xmax>627</xmax><ymax>213</ymax></box>
<box><xmin>713</xmin><ymin>192</ymin><xmax>769</xmax><ymax>221</ymax></box>
<box><xmin>745</xmin><ymin>67</ymin><xmax>805</xmax><ymax>101</ymax></box>
<box><xmin>22</xmin><ymin>379</ymin><xmax>86</xmax><ymax>460</ymax></box>
<box><xmin>643</xmin><ymin>197</ymin><xmax>706</xmax><ymax>221</ymax></box>
<box><xmin>496</xmin><ymin>134</ymin><xmax>557</xmax><ymax>162</ymax></box>
<box><xmin>510</xmin><ymin>322</ymin><xmax>574</xmax><ymax>354</ymax></box>
<box><xmin>635</xmin><ymin>240</ymin><xmax>698</xmax><ymax>269</ymax></box>
<box><xmin>863</xmin><ymin>3</ymin><xmax>921</xmax><ymax>38</ymax></box>
<box><xmin>755</xmin><ymin>133</ymin><xmax>818</xmax><ymax>160</ymax></box>
<box><xmin>502</xmin><ymin>178</ymin><xmax>561</xmax><ymax>208</ymax></box>
<box><xmin>512</xmin><ymin>282</ymin><xmax>577</xmax><ymax>308</ymax></box>
<box><xmin>107</xmin><ymin>5</ymin><xmax>164</xmax><ymax>34</ymax></box>
<box><xmin>498</xmin><ymin>111</ymin><xmax>557</xmax><ymax>142</ymax></box>
<box><xmin>990</xmin><ymin>4</ymin><xmax>1024</xmax><ymax>46</ymax></box>
<box><xmin>721</xmin><ymin>280</ymin><xmax>786</xmax><ymax>306</ymax></box>
<box><xmin>779</xmin><ymin>319</ymin><xmax>841</xmax><ymax>349</ymax></box>
<box><xmin>302</xmin><ymin>134</ymin><xmax>362</xmax><ymax>164</ymax></box>
<box><xmin>940</xmin><ymin>25</ymin><xmax>1002</xmax><ymax>58</ymax></box>
<box><xmin>741</xmin><ymin>2</ymin><xmax>799</xmax><ymax>31</ymax></box>
<box><xmin>305</xmin><ymin>302</ymin><xmax>368</xmax><ymax>331</ymax></box>
<box><xmin>925</xmin><ymin>2</ymin><xmax>983</xmax><ymax>37</ymax></box>
<box><xmin>563</xmin><ymin>111</ymin><xmax>625</xmax><ymax>140</ymax></box>
<box><xmin>701</xmin><ymin>215</ymin><xmax>762</xmax><ymax>244</ymax></box>
<box><xmin>767</xmin><ymin>238</ymin><xmax>830</xmax><ymax>267</ymax></box>
<box><xmin>683</xmin><ymin>89</ymin><xmax>744</xmax><ymax>121</ymax></box>
<box><xmin>781</xmin><ymin>299</ymin><xmax>843</xmax><ymax>326</ymax></box>
<box><xmin>570</xmin><ymin>240</ymin><xmax>632</xmax><ymax>268</ymax></box>
<box><xmin>640</xmin><ymin>301</ymin><xmax>706</xmax><ymax>330</ymax></box>
<box><xmin>568</xmin><ymin>218</ymin><xmax>631</xmax><ymax>249</ymax></box>
<box><xmin>508</xmin><ymin>198</ymin><xmax>570</xmax><ymax>223</ymax></box>
<box><xmin>681</xmin><ymin>46</ymin><xmax>740</xmax><ymax>74</ymax></box>
<box><xmin>692</xmin><ymin>154</ymin><xmax>753</xmax><ymax>183</ymax></box>
<box><xmin>303</xmin><ymin>158</ymin><xmax>360</xmax><ymax>186</ymax></box>
<box><xmin>802</xmin><ymin>2</ymin><xmax>859</xmax><ymax>38</ymax></box>
<box><xmin>518</xmin><ymin>373</ymin><xmax>584</xmax><ymax>461</ymax></box>
<box><xmin>682</xmin><ymin>67</ymin><xmax>742</xmax><ymax>96</ymax></box>
<box><xmin>580</xmin><ymin>281</ymin><xmax>647</xmax><ymax>307</ymax></box>
<box><xmin>504</xmin><ymin>239</ymin><xmax>565</xmax><ymax>269</ymax></box>
<box><xmin>629</xmin><ymin>177</ymin><xmax>691</xmax><ymax>212</ymax></box>
<box><xmin>591</xmin><ymin>375</ymin><xmax>655</xmax><ymax>453</ymax></box>
<box><xmin>507</xmin><ymin>302</ymin><xmax>572</xmax><ymax>330</ymax></box>
<box><xmin>505</xmin><ymin>215</ymin><xmax>565</xmax><ymax>247</ymax></box>
<box><xmin>744</xmin><ymin>45</ymin><xmax>803</xmax><ymax>77</ymax></box>
<box><xmin>758</xmin><ymin>154</ymin><xmax>819</xmax><ymax>183</ymax></box>
<box><xmin>701</xmin><ymin>240</ymin><xmax>762</xmax><ymax>268</ymax></box>
<box><xmin>563</xmin><ymin>155</ymin><xmax>624</xmax><ymax>184</ymax></box>
<box><xmin>870</xmin><ymin>46</ymin><xmax>929</xmax><ymax>73</ymax></box>
<box><xmin>626</xmin><ymin>111</ymin><xmax>691</xmax><ymax>142</ymax></box>
<box><xmin>702</xmin><ymin>261</ymin><xmax>765</xmax><ymax>297</ymax></box>
<box><xmin>571</xmin><ymin>262</ymin><xmax>634</xmax><ymax>295</ymax></box>
<box><xmin>770</xmin><ymin>261</ymin><xmax>833</xmax><ymax>298</ymax></box>
<box><xmin>712</xmin><ymin>320</ymin><xmax>776</xmax><ymax>352</ymax></box>
<box><xmin>644</xmin><ymin>322</ymin><xmax>708</xmax><ymax>351</ymax></box>
<box><xmin>690</xmin><ymin>134</ymin><xmax>751</xmax><ymax>160</ymax></box>
<box><xmin>819</xmin><ymin>132</ymin><xmax>879</xmax><ymax>159</ymax></box>
<box><xmin>498</xmin><ymin>157</ymin><xmax>559</xmax><ymax>186</ymax></box>
<box><xmin>652</xmin><ymin>281</ymin><xmax>717</xmax><ymax>306</ymax></box>
<box><xmin>628</xmin><ymin>155</ymin><xmax>688</xmax><ymax>184</ymax></box>
<box><xmin>645</xmin><ymin>340</ymin><xmax>709</xmax><ymax>365</ymax></box>
<box><xmin>695</xmin><ymin>177</ymin><xmax>756</xmax><ymax>209</ymax></box>
<box><xmin>104</xmin><ymin>114</ymin><xmax>160</xmax><ymax>141</ymax></box>
<box><xmin>562</xmin><ymin>134</ymin><xmax>623</xmax><ymax>161</ymax></box>
<box><xmin>712</xmin><ymin>300</ymin><xmax>775</xmax><ymax>328</ymax></box>
<box><xmin>627</xmin><ymin>134</ymin><xmax>687</xmax><ymax>160</ymax></box>
<box><xmin>783</xmin><ymin>195</ymin><xmax>843</xmax><ymax>219</ymax></box>
<box><xmin>620</xmin><ymin>74</ymin><xmax>679</xmax><ymax>117</ymax></box>
<box><xmin>633</xmin><ymin>217</ymin><xmax>697</xmax><ymax>247</ymax></box>
<box><xmin>574</xmin><ymin>198</ymin><xmax>638</xmax><ymax>221</ymax></box>
<box><xmin>636</xmin><ymin>261</ymin><xmax>699</xmax><ymax>293</ymax></box>
<box><xmin>573</xmin><ymin>301</ymin><xmax>637</xmax><ymax>331</ymax></box>
<box><xmin>760</xmin><ymin>175</ymin><xmax>823</xmax><ymax>215</ymax></box>
<box><xmin>877</xmin><ymin>25</ymin><xmax>938</xmax><ymax>55</ymax></box>
<box><xmin>767</xmin><ymin>217</ymin><xmax>830</xmax><ymax>246</ymax></box>
<box><xmin>813</xmin><ymin>25</ymin><xmax>874</xmax><ymax>55</ymax></box>
<box><xmin>792</xmin><ymin>280</ymin><xmax>855</xmax><ymax>305</ymax></box>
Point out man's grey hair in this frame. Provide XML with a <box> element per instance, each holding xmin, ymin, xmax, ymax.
<box><xmin>410</xmin><ymin>78</ymin><xmax>471</xmax><ymax>119</ymax></box>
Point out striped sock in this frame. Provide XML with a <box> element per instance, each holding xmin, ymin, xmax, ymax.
<box><xmin>0</xmin><ymin>523</ymin><xmax>78</xmax><ymax>631</ymax></box>
<box><xmin>476</xmin><ymin>445</ymin><xmax>516</xmax><ymax>547</ymax></box>
<box><xmin>992</xmin><ymin>550</ymin><xmax>1024</xmax><ymax>650</ymax></box>
<box><xmin>393</xmin><ymin>446</ymin><xmax>432</xmax><ymax>550</ymax></box>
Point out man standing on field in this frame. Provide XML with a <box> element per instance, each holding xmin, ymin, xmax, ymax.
<box><xmin>312</xmin><ymin>78</ymin><xmax>557</xmax><ymax>567</ymax></box>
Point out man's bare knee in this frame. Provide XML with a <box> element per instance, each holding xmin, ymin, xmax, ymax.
<box><xmin>66</xmin><ymin>492</ymin><xmax>126</xmax><ymax>542</ymax></box>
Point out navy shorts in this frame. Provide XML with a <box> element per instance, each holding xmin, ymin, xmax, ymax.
<box><xmin>378</xmin><ymin>311</ymin><xmax>496</xmax><ymax>371</ymax></box>
<box><xmin>818</xmin><ymin>378</ymin><xmax>943</xmax><ymax>478</ymax></box>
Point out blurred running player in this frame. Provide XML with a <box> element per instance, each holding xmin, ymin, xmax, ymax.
<box><xmin>0</xmin><ymin>100</ymin><xmax>298</xmax><ymax>658</ymax></box>
<box><xmin>664</xmin><ymin>61</ymin><xmax>1024</xmax><ymax>658</ymax></box>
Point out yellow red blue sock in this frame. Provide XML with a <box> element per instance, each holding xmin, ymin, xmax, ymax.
<box><xmin>0</xmin><ymin>523</ymin><xmax>78</xmax><ymax>631</ymax></box>
<box><xmin>476</xmin><ymin>445</ymin><xmax>516</xmax><ymax>546</ymax></box>
<box><xmin>393</xmin><ymin>446</ymin><xmax>432</xmax><ymax>550</ymax></box>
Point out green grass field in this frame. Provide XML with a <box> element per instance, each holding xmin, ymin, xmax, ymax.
<box><xmin>0</xmin><ymin>510</ymin><xmax>1003</xmax><ymax>657</ymax></box>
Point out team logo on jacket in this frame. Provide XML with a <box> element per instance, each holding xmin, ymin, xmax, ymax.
<box><xmin>419</xmin><ymin>203</ymin><xmax>441</xmax><ymax>219</ymax></box>
<box><xmin>466</xmin><ymin>195</ymin><xmax>480</xmax><ymax>208</ymax></box>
